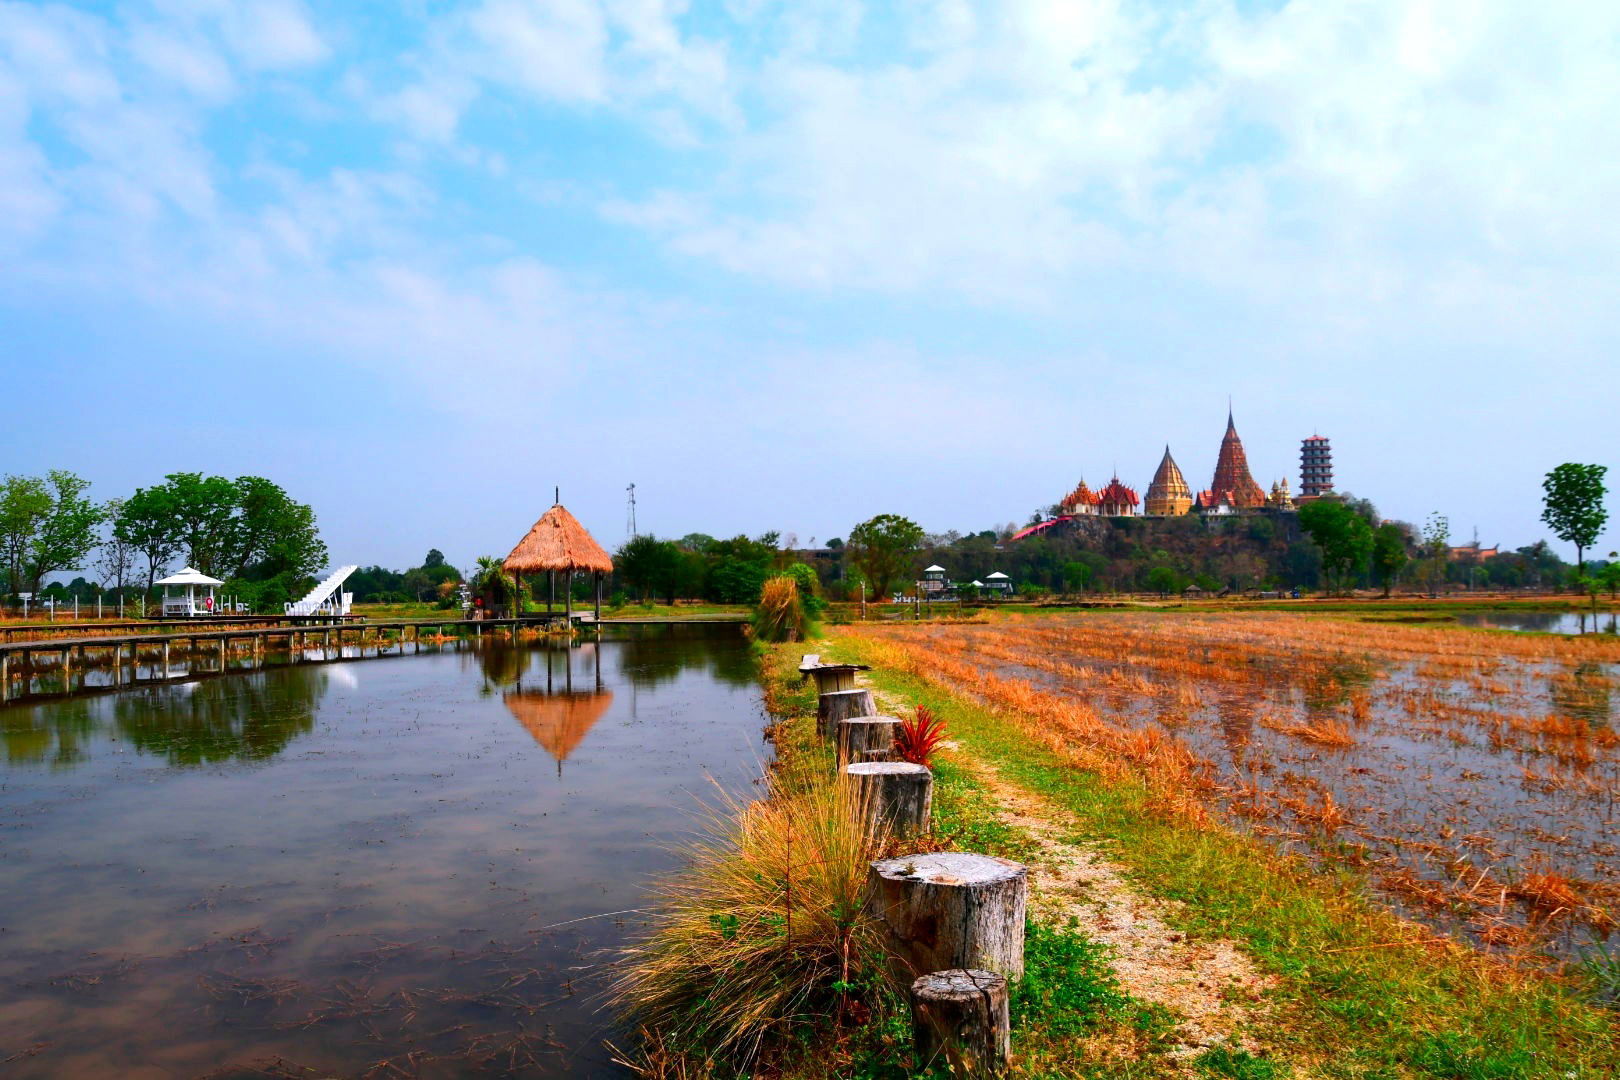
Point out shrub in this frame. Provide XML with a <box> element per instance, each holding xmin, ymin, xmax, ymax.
<box><xmin>895</xmin><ymin>705</ymin><xmax>947</xmax><ymax>768</ymax></box>
<box><xmin>612</xmin><ymin>779</ymin><xmax>892</xmax><ymax>1068</ymax></box>
<box><xmin>752</xmin><ymin>576</ymin><xmax>808</xmax><ymax>643</ymax></box>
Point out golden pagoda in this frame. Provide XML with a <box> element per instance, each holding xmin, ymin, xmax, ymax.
<box><xmin>1144</xmin><ymin>446</ymin><xmax>1193</xmax><ymax>515</ymax></box>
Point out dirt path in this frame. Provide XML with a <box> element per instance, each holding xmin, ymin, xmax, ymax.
<box><xmin>866</xmin><ymin>683</ymin><xmax>1276</xmax><ymax>1062</ymax></box>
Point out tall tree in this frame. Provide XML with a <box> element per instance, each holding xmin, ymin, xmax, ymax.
<box><xmin>115</xmin><ymin>485</ymin><xmax>182</xmax><ymax>596</ymax></box>
<box><xmin>1541</xmin><ymin>463</ymin><xmax>1609</xmax><ymax>572</ymax></box>
<box><xmin>1</xmin><ymin>474</ymin><xmax>51</xmax><ymax>594</ymax></box>
<box><xmin>423</xmin><ymin>548</ymin><xmax>446</xmax><ymax>568</ymax></box>
<box><xmin>1369</xmin><ymin>522</ymin><xmax>1409</xmax><ymax>598</ymax></box>
<box><xmin>229</xmin><ymin>475</ymin><xmax>327</xmax><ymax>579</ymax></box>
<box><xmin>1297</xmin><ymin>498</ymin><xmax>1373</xmax><ymax>595</ymax></box>
<box><xmin>847</xmin><ymin>513</ymin><xmax>925</xmax><ymax>600</ymax></box>
<box><xmin>164</xmin><ymin>472</ymin><xmax>239</xmax><ymax>576</ymax></box>
<box><xmin>0</xmin><ymin>470</ymin><xmax>103</xmax><ymax>594</ymax></box>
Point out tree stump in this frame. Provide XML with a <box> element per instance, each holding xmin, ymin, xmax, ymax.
<box><xmin>911</xmin><ymin>969</ymin><xmax>1010</xmax><ymax>1077</ymax></box>
<box><xmin>818</xmin><ymin>688</ymin><xmax>876</xmax><ymax>739</ymax></box>
<box><xmin>867</xmin><ymin>852</ymin><xmax>1027</xmax><ymax>979</ymax></box>
<box><xmin>837</xmin><ymin>716</ymin><xmax>900</xmax><ymax>766</ymax></box>
<box><xmin>844</xmin><ymin>762</ymin><xmax>932</xmax><ymax>834</ymax></box>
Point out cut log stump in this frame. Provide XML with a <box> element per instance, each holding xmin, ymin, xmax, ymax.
<box><xmin>868</xmin><ymin>852</ymin><xmax>1027</xmax><ymax>979</ymax></box>
<box><xmin>844</xmin><ymin>762</ymin><xmax>932</xmax><ymax>835</ymax></box>
<box><xmin>911</xmin><ymin>969</ymin><xmax>1010</xmax><ymax>1077</ymax></box>
<box><xmin>818</xmin><ymin>688</ymin><xmax>876</xmax><ymax>739</ymax></box>
<box><xmin>837</xmin><ymin>716</ymin><xmax>900</xmax><ymax>766</ymax></box>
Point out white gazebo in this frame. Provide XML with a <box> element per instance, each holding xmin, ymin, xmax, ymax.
<box><xmin>984</xmin><ymin>571</ymin><xmax>1013</xmax><ymax>599</ymax></box>
<box><xmin>155</xmin><ymin>567</ymin><xmax>224</xmax><ymax>617</ymax></box>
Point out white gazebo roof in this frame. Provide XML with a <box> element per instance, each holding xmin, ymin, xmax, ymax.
<box><xmin>971</xmin><ymin>580</ymin><xmax>985</xmax><ymax>587</ymax></box>
<box><xmin>924</xmin><ymin>564</ymin><xmax>946</xmax><ymax>573</ymax></box>
<box><xmin>986</xmin><ymin>571</ymin><xmax>1009</xmax><ymax>580</ymax></box>
<box><xmin>155</xmin><ymin>566</ymin><xmax>224</xmax><ymax>586</ymax></box>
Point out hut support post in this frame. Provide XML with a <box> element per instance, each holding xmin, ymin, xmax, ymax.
<box><xmin>548</xmin><ymin>571</ymin><xmax>554</xmax><ymax>613</ymax></box>
<box><xmin>566</xmin><ymin>570</ymin><xmax>573</xmax><ymax>622</ymax></box>
<box><xmin>594</xmin><ymin>572</ymin><xmax>602</xmax><ymax>625</ymax></box>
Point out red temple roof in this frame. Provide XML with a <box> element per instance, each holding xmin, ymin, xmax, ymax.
<box><xmin>1097</xmin><ymin>477</ymin><xmax>1139</xmax><ymax>506</ymax></box>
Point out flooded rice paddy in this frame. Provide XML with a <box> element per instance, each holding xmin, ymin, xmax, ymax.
<box><xmin>855</xmin><ymin>613</ymin><xmax>1620</xmax><ymax>961</ymax></box>
<box><xmin>0</xmin><ymin>627</ymin><xmax>764</xmax><ymax>1077</ymax></box>
<box><xmin>1455</xmin><ymin>610</ymin><xmax>1619</xmax><ymax>636</ymax></box>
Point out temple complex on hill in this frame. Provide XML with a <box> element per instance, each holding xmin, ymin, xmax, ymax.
<box><xmin>1024</xmin><ymin>409</ymin><xmax>1332</xmax><ymax>539</ymax></box>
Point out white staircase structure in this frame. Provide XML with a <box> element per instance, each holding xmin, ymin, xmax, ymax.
<box><xmin>286</xmin><ymin>565</ymin><xmax>358</xmax><ymax>617</ymax></box>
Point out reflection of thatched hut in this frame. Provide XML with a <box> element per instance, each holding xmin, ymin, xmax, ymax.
<box><xmin>503</xmin><ymin>502</ymin><xmax>615</xmax><ymax>621</ymax></box>
<box><xmin>504</xmin><ymin>690</ymin><xmax>614</xmax><ymax>775</ymax></box>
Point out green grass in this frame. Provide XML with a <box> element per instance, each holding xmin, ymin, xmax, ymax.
<box><xmin>825</xmin><ymin>633</ymin><xmax>1620</xmax><ymax>1079</ymax></box>
<box><xmin>739</xmin><ymin>646</ymin><xmax>1180</xmax><ymax>1079</ymax></box>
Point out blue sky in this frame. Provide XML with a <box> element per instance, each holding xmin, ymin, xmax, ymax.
<box><xmin>2</xmin><ymin>0</ymin><xmax>1616</xmax><ymax>573</ymax></box>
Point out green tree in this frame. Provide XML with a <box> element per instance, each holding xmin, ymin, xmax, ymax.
<box><xmin>0</xmin><ymin>470</ymin><xmax>103</xmax><ymax>594</ymax></box>
<box><xmin>617</xmin><ymin>535</ymin><xmax>682</xmax><ymax>603</ymax></box>
<box><xmin>1370</xmin><ymin>522</ymin><xmax>1409</xmax><ymax>598</ymax></box>
<box><xmin>230</xmin><ymin>476</ymin><xmax>326</xmax><ymax>580</ymax></box>
<box><xmin>423</xmin><ymin>548</ymin><xmax>446</xmax><ymax>568</ymax></box>
<box><xmin>847</xmin><ymin>513</ymin><xmax>925</xmax><ymax>601</ymax></box>
<box><xmin>115</xmin><ymin>485</ymin><xmax>181</xmax><ymax>596</ymax></box>
<box><xmin>1</xmin><ymin>474</ymin><xmax>51</xmax><ymax>594</ymax></box>
<box><xmin>163</xmin><ymin>472</ymin><xmax>239</xmax><ymax>576</ymax></box>
<box><xmin>1298</xmin><ymin>499</ymin><xmax>1373</xmax><ymax>595</ymax></box>
<box><xmin>1145</xmin><ymin>564</ymin><xmax>1185</xmax><ymax>597</ymax></box>
<box><xmin>1542</xmin><ymin>463</ymin><xmax>1608</xmax><ymax>572</ymax></box>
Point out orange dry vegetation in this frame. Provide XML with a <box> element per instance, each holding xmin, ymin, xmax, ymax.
<box><xmin>838</xmin><ymin>613</ymin><xmax>1620</xmax><ymax>958</ymax></box>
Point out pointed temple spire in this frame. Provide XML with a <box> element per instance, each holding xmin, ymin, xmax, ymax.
<box><xmin>1210</xmin><ymin>408</ymin><xmax>1267</xmax><ymax>509</ymax></box>
<box><xmin>1145</xmin><ymin>445</ymin><xmax>1193</xmax><ymax>515</ymax></box>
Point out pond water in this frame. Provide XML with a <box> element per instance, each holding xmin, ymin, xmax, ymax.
<box><xmin>1456</xmin><ymin>611</ymin><xmax>1619</xmax><ymax>635</ymax></box>
<box><xmin>0</xmin><ymin>627</ymin><xmax>764</xmax><ymax>1077</ymax></box>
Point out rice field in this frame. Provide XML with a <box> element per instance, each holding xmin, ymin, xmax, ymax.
<box><xmin>847</xmin><ymin>613</ymin><xmax>1620</xmax><ymax>962</ymax></box>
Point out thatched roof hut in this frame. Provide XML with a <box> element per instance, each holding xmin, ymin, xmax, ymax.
<box><xmin>504</xmin><ymin>504</ymin><xmax>615</xmax><ymax>575</ymax></box>
<box><xmin>503</xmin><ymin>502</ymin><xmax>614</xmax><ymax>617</ymax></box>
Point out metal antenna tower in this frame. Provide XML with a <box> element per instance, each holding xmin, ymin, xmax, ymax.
<box><xmin>626</xmin><ymin>483</ymin><xmax>637</xmax><ymax>539</ymax></box>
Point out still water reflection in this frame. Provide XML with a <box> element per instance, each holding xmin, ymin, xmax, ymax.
<box><xmin>1456</xmin><ymin>610</ymin><xmax>1619</xmax><ymax>635</ymax></box>
<box><xmin>0</xmin><ymin>626</ymin><xmax>763</xmax><ymax>1077</ymax></box>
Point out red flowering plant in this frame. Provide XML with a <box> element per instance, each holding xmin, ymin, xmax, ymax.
<box><xmin>895</xmin><ymin>705</ymin><xmax>947</xmax><ymax>768</ymax></box>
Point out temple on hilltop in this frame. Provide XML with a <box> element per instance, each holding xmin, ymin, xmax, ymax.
<box><xmin>1059</xmin><ymin>478</ymin><xmax>1099</xmax><ymax>516</ymax></box>
<box><xmin>1096</xmin><ymin>476</ymin><xmax>1139</xmax><ymax>517</ymax></box>
<box><xmin>1198</xmin><ymin>409</ymin><xmax>1267</xmax><ymax>511</ymax></box>
<box><xmin>1144</xmin><ymin>447</ymin><xmax>1193</xmax><ymax>516</ymax></box>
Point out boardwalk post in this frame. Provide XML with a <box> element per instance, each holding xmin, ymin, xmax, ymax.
<box><xmin>867</xmin><ymin>853</ymin><xmax>1028</xmax><ymax>980</ymax></box>
<box><xmin>844</xmin><ymin>762</ymin><xmax>932</xmax><ymax>834</ymax></box>
<box><xmin>1</xmin><ymin>652</ymin><xmax>8</xmax><ymax>703</ymax></box>
<box><xmin>910</xmin><ymin>969</ymin><xmax>1010</xmax><ymax>1077</ymax></box>
<box><xmin>161</xmin><ymin>641</ymin><xmax>170</xmax><ymax>680</ymax></box>
<box><xmin>218</xmin><ymin>636</ymin><xmax>226</xmax><ymax>672</ymax></box>
<box><xmin>818</xmin><ymin>688</ymin><xmax>876</xmax><ymax>739</ymax></box>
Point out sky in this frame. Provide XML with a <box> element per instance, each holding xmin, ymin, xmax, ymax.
<box><xmin>2</xmin><ymin>0</ymin><xmax>1617</xmax><ymax>574</ymax></box>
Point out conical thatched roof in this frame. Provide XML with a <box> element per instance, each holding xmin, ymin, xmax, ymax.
<box><xmin>504</xmin><ymin>691</ymin><xmax>614</xmax><ymax>763</ymax></box>
<box><xmin>503</xmin><ymin>504</ymin><xmax>615</xmax><ymax>574</ymax></box>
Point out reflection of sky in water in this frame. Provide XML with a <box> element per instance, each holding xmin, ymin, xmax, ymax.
<box><xmin>0</xmin><ymin>627</ymin><xmax>762</xmax><ymax>1077</ymax></box>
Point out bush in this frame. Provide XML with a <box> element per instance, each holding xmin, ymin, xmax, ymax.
<box><xmin>753</xmin><ymin>576</ymin><xmax>809</xmax><ymax>643</ymax></box>
<box><xmin>612</xmin><ymin>779</ymin><xmax>892</xmax><ymax>1067</ymax></box>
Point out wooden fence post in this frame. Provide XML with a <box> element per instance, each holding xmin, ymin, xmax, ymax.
<box><xmin>867</xmin><ymin>852</ymin><xmax>1027</xmax><ymax>979</ymax></box>
<box><xmin>911</xmin><ymin>969</ymin><xmax>1010</xmax><ymax>1077</ymax></box>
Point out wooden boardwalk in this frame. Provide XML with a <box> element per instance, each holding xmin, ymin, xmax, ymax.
<box><xmin>0</xmin><ymin>614</ymin><xmax>746</xmax><ymax>703</ymax></box>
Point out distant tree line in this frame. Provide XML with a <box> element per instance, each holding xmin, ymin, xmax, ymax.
<box><xmin>2</xmin><ymin>469</ymin><xmax>328</xmax><ymax>612</ymax></box>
